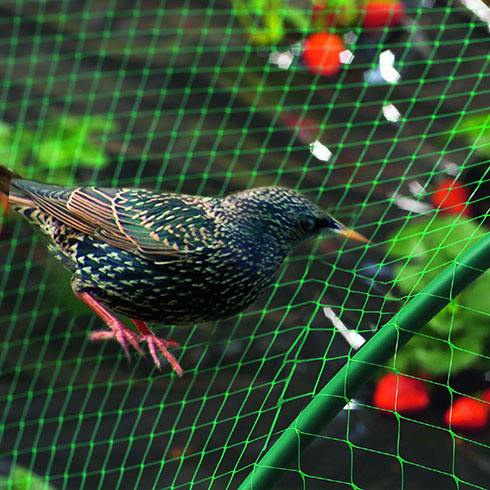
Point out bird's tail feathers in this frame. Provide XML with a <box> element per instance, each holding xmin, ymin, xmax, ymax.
<box><xmin>0</xmin><ymin>165</ymin><xmax>13</xmax><ymax>233</ymax></box>
<box><xmin>0</xmin><ymin>165</ymin><xmax>13</xmax><ymax>195</ymax></box>
<box><xmin>0</xmin><ymin>165</ymin><xmax>24</xmax><ymax>233</ymax></box>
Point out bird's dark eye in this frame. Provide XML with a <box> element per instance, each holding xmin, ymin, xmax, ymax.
<box><xmin>301</xmin><ymin>216</ymin><xmax>317</xmax><ymax>231</ymax></box>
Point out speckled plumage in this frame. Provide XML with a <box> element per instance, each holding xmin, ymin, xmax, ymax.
<box><xmin>1</xmin><ymin>166</ymin><xmax>366</xmax><ymax>375</ymax></box>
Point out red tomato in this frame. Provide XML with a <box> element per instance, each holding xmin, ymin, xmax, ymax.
<box><xmin>0</xmin><ymin>194</ymin><xmax>8</xmax><ymax>232</ymax></box>
<box><xmin>431</xmin><ymin>178</ymin><xmax>471</xmax><ymax>216</ymax></box>
<box><xmin>302</xmin><ymin>32</ymin><xmax>345</xmax><ymax>76</ymax></box>
<box><xmin>481</xmin><ymin>388</ymin><xmax>490</xmax><ymax>404</ymax></box>
<box><xmin>361</xmin><ymin>1</ymin><xmax>406</xmax><ymax>29</ymax></box>
<box><xmin>444</xmin><ymin>396</ymin><xmax>489</xmax><ymax>431</ymax></box>
<box><xmin>373</xmin><ymin>372</ymin><xmax>430</xmax><ymax>414</ymax></box>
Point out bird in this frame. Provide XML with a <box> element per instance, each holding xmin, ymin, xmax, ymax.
<box><xmin>0</xmin><ymin>165</ymin><xmax>368</xmax><ymax>376</ymax></box>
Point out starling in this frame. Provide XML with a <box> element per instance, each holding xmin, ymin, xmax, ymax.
<box><xmin>0</xmin><ymin>165</ymin><xmax>367</xmax><ymax>376</ymax></box>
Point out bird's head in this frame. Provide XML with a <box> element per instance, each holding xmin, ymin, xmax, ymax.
<box><xmin>224</xmin><ymin>187</ymin><xmax>368</xmax><ymax>252</ymax></box>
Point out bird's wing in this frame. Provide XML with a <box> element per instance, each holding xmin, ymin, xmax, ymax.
<box><xmin>11</xmin><ymin>181</ymin><xmax>221</xmax><ymax>260</ymax></box>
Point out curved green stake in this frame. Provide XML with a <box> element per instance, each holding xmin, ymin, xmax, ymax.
<box><xmin>238</xmin><ymin>232</ymin><xmax>490</xmax><ymax>490</ymax></box>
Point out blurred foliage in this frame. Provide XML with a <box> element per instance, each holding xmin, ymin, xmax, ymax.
<box><xmin>232</xmin><ymin>0</ymin><xmax>359</xmax><ymax>45</ymax></box>
<box><xmin>0</xmin><ymin>463</ymin><xmax>56</xmax><ymax>490</ymax></box>
<box><xmin>0</xmin><ymin>115</ymin><xmax>118</xmax><ymax>313</ymax></box>
<box><xmin>451</xmin><ymin>111</ymin><xmax>490</xmax><ymax>158</ymax></box>
<box><xmin>387</xmin><ymin>215</ymin><xmax>490</xmax><ymax>376</ymax></box>
<box><xmin>0</xmin><ymin>115</ymin><xmax>117</xmax><ymax>185</ymax></box>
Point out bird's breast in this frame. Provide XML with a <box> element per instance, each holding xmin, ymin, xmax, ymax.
<box><xmin>74</xmin><ymin>238</ymin><xmax>284</xmax><ymax>325</ymax></box>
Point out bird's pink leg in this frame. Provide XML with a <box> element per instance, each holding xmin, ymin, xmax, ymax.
<box><xmin>74</xmin><ymin>292</ymin><xmax>183</xmax><ymax>376</ymax></box>
<box><xmin>75</xmin><ymin>291</ymin><xmax>145</xmax><ymax>359</ymax></box>
<box><xmin>131</xmin><ymin>319</ymin><xmax>183</xmax><ymax>377</ymax></box>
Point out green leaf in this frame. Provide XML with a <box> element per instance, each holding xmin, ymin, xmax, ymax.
<box><xmin>389</xmin><ymin>216</ymin><xmax>486</xmax><ymax>294</ymax></box>
<box><xmin>387</xmin><ymin>216</ymin><xmax>490</xmax><ymax>375</ymax></box>
<box><xmin>0</xmin><ymin>464</ymin><xmax>56</xmax><ymax>490</ymax></box>
<box><xmin>318</xmin><ymin>0</ymin><xmax>359</xmax><ymax>25</ymax></box>
<box><xmin>83</xmin><ymin>114</ymin><xmax>119</xmax><ymax>134</ymax></box>
<box><xmin>76</xmin><ymin>141</ymin><xmax>109</xmax><ymax>168</ymax></box>
<box><xmin>462</xmin><ymin>273</ymin><xmax>490</xmax><ymax>316</ymax></box>
<box><xmin>427</xmin><ymin>301</ymin><xmax>466</xmax><ymax>335</ymax></box>
<box><xmin>395</xmin><ymin>328</ymin><xmax>487</xmax><ymax>376</ymax></box>
<box><xmin>37</xmin><ymin>138</ymin><xmax>75</xmax><ymax>169</ymax></box>
<box><xmin>451</xmin><ymin>112</ymin><xmax>490</xmax><ymax>157</ymax></box>
<box><xmin>0</xmin><ymin>123</ymin><xmax>31</xmax><ymax>171</ymax></box>
<box><xmin>29</xmin><ymin>115</ymin><xmax>115</xmax><ymax>174</ymax></box>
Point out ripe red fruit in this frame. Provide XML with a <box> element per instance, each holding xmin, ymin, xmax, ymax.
<box><xmin>481</xmin><ymin>388</ymin><xmax>490</xmax><ymax>404</ymax></box>
<box><xmin>373</xmin><ymin>372</ymin><xmax>430</xmax><ymax>414</ymax></box>
<box><xmin>0</xmin><ymin>194</ymin><xmax>7</xmax><ymax>212</ymax></box>
<box><xmin>302</xmin><ymin>32</ymin><xmax>345</xmax><ymax>76</ymax></box>
<box><xmin>431</xmin><ymin>178</ymin><xmax>471</xmax><ymax>216</ymax></box>
<box><xmin>361</xmin><ymin>1</ymin><xmax>406</xmax><ymax>29</ymax></box>
<box><xmin>0</xmin><ymin>194</ymin><xmax>8</xmax><ymax>233</ymax></box>
<box><xmin>444</xmin><ymin>396</ymin><xmax>489</xmax><ymax>431</ymax></box>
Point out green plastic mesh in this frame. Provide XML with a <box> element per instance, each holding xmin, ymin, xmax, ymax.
<box><xmin>0</xmin><ymin>1</ymin><xmax>489</xmax><ymax>489</ymax></box>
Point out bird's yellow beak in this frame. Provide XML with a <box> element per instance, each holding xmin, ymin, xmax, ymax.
<box><xmin>336</xmin><ymin>224</ymin><xmax>370</xmax><ymax>244</ymax></box>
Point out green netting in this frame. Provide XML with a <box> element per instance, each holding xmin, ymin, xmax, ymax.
<box><xmin>0</xmin><ymin>1</ymin><xmax>489</xmax><ymax>489</ymax></box>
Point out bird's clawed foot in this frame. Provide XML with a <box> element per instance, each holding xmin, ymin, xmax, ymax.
<box><xmin>130</xmin><ymin>318</ymin><xmax>183</xmax><ymax>376</ymax></box>
<box><xmin>89</xmin><ymin>326</ymin><xmax>145</xmax><ymax>359</ymax></box>
<box><xmin>141</xmin><ymin>335</ymin><xmax>183</xmax><ymax>377</ymax></box>
<box><xmin>89</xmin><ymin>328</ymin><xmax>183</xmax><ymax>377</ymax></box>
<box><xmin>76</xmin><ymin>291</ymin><xmax>183</xmax><ymax>376</ymax></box>
<box><xmin>89</xmin><ymin>325</ymin><xmax>183</xmax><ymax>376</ymax></box>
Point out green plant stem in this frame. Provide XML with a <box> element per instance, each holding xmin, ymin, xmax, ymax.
<box><xmin>238</xmin><ymin>232</ymin><xmax>490</xmax><ymax>490</ymax></box>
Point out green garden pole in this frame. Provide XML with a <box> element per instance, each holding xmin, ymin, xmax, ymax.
<box><xmin>238</xmin><ymin>232</ymin><xmax>490</xmax><ymax>490</ymax></box>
